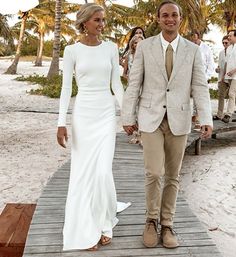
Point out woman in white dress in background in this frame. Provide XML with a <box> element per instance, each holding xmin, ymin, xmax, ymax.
<box><xmin>57</xmin><ymin>3</ymin><xmax>125</xmax><ymax>251</ymax></box>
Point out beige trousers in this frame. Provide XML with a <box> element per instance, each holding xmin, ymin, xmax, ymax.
<box><xmin>226</xmin><ymin>79</ymin><xmax>236</xmax><ymax>116</ymax></box>
<box><xmin>141</xmin><ymin>117</ymin><xmax>187</xmax><ymax>226</ymax></box>
<box><xmin>217</xmin><ymin>81</ymin><xmax>229</xmax><ymax>119</ymax></box>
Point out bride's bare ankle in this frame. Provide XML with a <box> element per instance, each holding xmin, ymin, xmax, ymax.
<box><xmin>100</xmin><ymin>235</ymin><xmax>112</xmax><ymax>246</ymax></box>
<box><xmin>86</xmin><ymin>244</ymin><xmax>98</xmax><ymax>251</ymax></box>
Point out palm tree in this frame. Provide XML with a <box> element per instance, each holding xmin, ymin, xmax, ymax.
<box><xmin>47</xmin><ymin>0</ymin><xmax>62</xmax><ymax>78</ymax></box>
<box><xmin>0</xmin><ymin>14</ymin><xmax>14</xmax><ymax>55</ymax></box>
<box><xmin>0</xmin><ymin>14</ymin><xmax>13</xmax><ymax>42</ymax></box>
<box><xmin>220</xmin><ymin>0</ymin><xmax>236</xmax><ymax>32</ymax></box>
<box><xmin>5</xmin><ymin>12</ymin><xmax>29</xmax><ymax>74</ymax></box>
<box><xmin>27</xmin><ymin>0</ymin><xmax>77</xmax><ymax>66</ymax></box>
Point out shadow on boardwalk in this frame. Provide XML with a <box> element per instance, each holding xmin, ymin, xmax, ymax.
<box><xmin>23</xmin><ymin>133</ymin><xmax>222</xmax><ymax>257</ymax></box>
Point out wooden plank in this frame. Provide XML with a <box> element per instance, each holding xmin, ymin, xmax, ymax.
<box><xmin>23</xmin><ymin>245</ymin><xmax>220</xmax><ymax>257</ymax></box>
<box><xmin>33</xmin><ymin>207</ymin><xmax>194</xmax><ymax>216</ymax></box>
<box><xmin>24</xmin><ymin>237</ymin><xmax>215</xmax><ymax>254</ymax></box>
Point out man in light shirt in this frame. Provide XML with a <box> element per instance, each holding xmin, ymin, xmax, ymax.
<box><xmin>191</xmin><ymin>30</ymin><xmax>215</xmax><ymax>129</ymax></box>
<box><xmin>191</xmin><ymin>30</ymin><xmax>215</xmax><ymax>82</ymax></box>
<box><xmin>222</xmin><ymin>30</ymin><xmax>236</xmax><ymax>123</ymax></box>
<box><xmin>213</xmin><ymin>35</ymin><xmax>230</xmax><ymax>120</ymax></box>
<box><xmin>122</xmin><ymin>0</ymin><xmax>212</xmax><ymax>250</ymax></box>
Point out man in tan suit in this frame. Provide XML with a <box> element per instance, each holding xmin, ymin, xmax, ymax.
<box><xmin>122</xmin><ymin>0</ymin><xmax>213</xmax><ymax>249</ymax></box>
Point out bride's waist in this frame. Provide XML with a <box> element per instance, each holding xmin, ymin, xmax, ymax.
<box><xmin>77</xmin><ymin>88</ymin><xmax>112</xmax><ymax>97</ymax></box>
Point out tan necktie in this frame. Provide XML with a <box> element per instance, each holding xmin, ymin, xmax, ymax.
<box><xmin>165</xmin><ymin>44</ymin><xmax>173</xmax><ymax>80</ymax></box>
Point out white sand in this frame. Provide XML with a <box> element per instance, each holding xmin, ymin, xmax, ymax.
<box><xmin>0</xmin><ymin>60</ymin><xmax>236</xmax><ymax>256</ymax></box>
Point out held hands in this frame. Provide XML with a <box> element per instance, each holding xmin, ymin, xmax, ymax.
<box><xmin>57</xmin><ymin>127</ymin><xmax>68</xmax><ymax>148</ymax></box>
<box><xmin>123</xmin><ymin>124</ymin><xmax>138</xmax><ymax>136</ymax></box>
<box><xmin>200</xmin><ymin>125</ymin><xmax>212</xmax><ymax>139</ymax></box>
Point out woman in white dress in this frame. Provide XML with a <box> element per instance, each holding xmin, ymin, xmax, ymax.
<box><xmin>57</xmin><ymin>3</ymin><xmax>124</xmax><ymax>251</ymax></box>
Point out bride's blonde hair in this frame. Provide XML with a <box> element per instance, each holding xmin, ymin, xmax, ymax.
<box><xmin>75</xmin><ymin>3</ymin><xmax>104</xmax><ymax>33</ymax></box>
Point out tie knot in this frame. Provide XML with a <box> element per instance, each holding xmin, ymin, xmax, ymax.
<box><xmin>167</xmin><ymin>44</ymin><xmax>173</xmax><ymax>52</ymax></box>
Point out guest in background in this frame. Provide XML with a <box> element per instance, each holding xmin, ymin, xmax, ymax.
<box><xmin>120</xmin><ymin>27</ymin><xmax>146</xmax><ymax>66</ymax></box>
<box><xmin>122</xmin><ymin>34</ymin><xmax>144</xmax><ymax>80</ymax></box>
<box><xmin>222</xmin><ymin>30</ymin><xmax>236</xmax><ymax>123</ymax></box>
<box><xmin>191</xmin><ymin>30</ymin><xmax>215</xmax><ymax>129</ymax></box>
<box><xmin>213</xmin><ymin>35</ymin><xmax>229</xmax><ymax>120</ymax></box>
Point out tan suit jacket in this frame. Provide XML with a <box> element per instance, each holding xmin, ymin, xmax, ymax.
<box><xmin>122</xmin><ymin>34</ymin><xmax>213</xmax><ymax>135</ymax></box>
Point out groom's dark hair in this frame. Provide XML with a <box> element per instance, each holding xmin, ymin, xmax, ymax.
<box><xmin>157</xmin><ymin>0</ymin><xmax>183</xmax><ymax>17</ymax></box>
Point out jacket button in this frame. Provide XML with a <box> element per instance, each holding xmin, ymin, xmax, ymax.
<box><xmin>163</xmin><ymin>105</ymin><xmax>166</xmax><ymax>108</ymax></box>
<box><xmin>167</xmin><ymin>89</ymin><xmax>170</xmax><ymax>92</ymax></box>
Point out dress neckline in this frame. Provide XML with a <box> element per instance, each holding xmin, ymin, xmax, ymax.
<box><xmin>78</xmin><ymin>41</ymin><xmax>103</xmax><ymax>48</ymax></box>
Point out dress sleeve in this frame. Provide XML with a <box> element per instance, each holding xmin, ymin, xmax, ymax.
<box><xmin>111</xmin><ymin>43</ymin><xmax>124</xmax><ymax>109</ymax></box>
<box><xmin>57</xmin><ymin>46</ymin><xmax>75</xmax><ymax>127</ymax></box>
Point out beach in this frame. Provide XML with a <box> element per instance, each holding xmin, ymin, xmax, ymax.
<box><xmin>0</xmin><ymin>59</ymin><xmax>235</xmax><ymax>257</ymax></box>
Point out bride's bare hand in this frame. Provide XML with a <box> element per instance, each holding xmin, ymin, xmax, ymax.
<box><xmin>57</xmin><ymin>127</ymin><xmax>68</xmax><ymax>148</ymax></box>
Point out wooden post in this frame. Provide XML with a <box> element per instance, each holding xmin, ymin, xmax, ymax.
<box><xmin>195</xmin><ymin>138</ymin><xmax>201</xmax><ymax>155</ymax></box>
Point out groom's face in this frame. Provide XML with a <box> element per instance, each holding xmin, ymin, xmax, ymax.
<box><xmin>157</xmin><ymin>3</ymin><xmax>182</xmax><ymax>34</ymax></box>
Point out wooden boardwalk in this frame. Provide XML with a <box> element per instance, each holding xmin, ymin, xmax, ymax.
<box><xmin>23</xmin><ymin>133</ymin><xmax>222</xmax><ymax>257</ymax></box>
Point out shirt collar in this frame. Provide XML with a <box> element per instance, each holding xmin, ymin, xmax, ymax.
<box><xmin>160</xmin><ymin>32</ymin><xmax>180</xmax><ymax>52</ymax></box>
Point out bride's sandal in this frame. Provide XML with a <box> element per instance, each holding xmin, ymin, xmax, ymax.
<box><xmin>86</xmin><ymin>244</ymin><xmax>98</xmax><ymax>251</ymax></box>
<box><xmin>100</xmin><ymin>235</ymin><xmax>111</xmax><ymax>246</ymax></box>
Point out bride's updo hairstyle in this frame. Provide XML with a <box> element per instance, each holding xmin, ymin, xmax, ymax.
<box><xmin>75</xmin><ymin>3</ymin><xmax>104</xmax><ymax>33</ymax></box>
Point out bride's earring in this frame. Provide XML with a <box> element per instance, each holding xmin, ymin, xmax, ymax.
<box><xmin>83</xmin><ymin>25</ymin><xmax>88</xmax><ymax>36</ymax></box>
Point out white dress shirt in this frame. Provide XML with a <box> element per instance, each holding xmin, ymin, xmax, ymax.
<box><xmin>199</xmin><ymin>41</ymin><xmax>215</xmax><ymax>80</ymax></box>
<box><xmin>225</xmin><ymin>44</ymin><xmax>236</xmax><ymax>80</ymax></box>
<box><xmin>217</xmin><ymin>49</ymin><xmax>227</xmax><ymax>82</ymax></box>
<box><xmin>160</xmin><ymin>32</ymin><xmax>180</xmax><ymax>64</ymax></box>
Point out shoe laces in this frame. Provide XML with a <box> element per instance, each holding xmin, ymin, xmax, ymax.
<box><xmin>162</xmin><ymin>226</ymin><xmax>176</xmax><ymax>235</ymax></box>
<box><xmin>146</xmin><ymin>219</ymin><xmax>157</xmax><ymax>232</ymax></box>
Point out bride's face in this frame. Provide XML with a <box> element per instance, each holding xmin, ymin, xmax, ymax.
<box><xmin>84</xmin><ymin>11</ymin><xmax>105</xmax><ymax>36</ymax></box>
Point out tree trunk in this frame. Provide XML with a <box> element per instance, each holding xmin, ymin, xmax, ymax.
<box><xmin>5</xmin><ymin>12</ymin><xmax>28</xmax><ymax>74</ymax></box>
<box><xmin>47</xmin><ymin>0</ymin><xmax>62</xmax><ymax>78</ymax></box>
<box><xmin>35</xmin><ymin>32</ymin><xmax>44</xmax><ymax>66</ymax></box>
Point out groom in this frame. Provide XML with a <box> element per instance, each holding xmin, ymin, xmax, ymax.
<box><xmin>122</xmin><ymin>0</ymin><xmax>213</xmax><ymax>249</ymax></box>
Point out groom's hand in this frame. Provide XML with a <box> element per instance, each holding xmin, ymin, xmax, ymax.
<box><xmin>200</xmin><ymin>125</ymin><xmax>212</xmax><ymax>139</ymax></box>
<box><xmin>123</xmin><ymin>124</ymin><xmax>138</xmax><ymax>136</ymax></box>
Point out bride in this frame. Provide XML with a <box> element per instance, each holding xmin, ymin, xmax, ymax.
<box><xmin>57</xmin><ymin>3</ymin><xmax>129</xmax><ymax>251</ymax></box>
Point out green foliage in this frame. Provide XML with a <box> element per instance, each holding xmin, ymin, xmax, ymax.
<box><xmin>43</xmin><ymin>40</ymin><xmax>66</xmax><ymax>57</ymax></box>
<box><xmin>208</xmin><ymin>76</ymin><xmax>218</xmax><ymax>83</ymax></box>
<box><xmin>43</xmin><ymin>40</ymin><xmax>53</xmax><ymax>57</ymax></box>
<box><xmin>15</xmin><ymin>74</ymin><xmax>77</xmax><ymax>98</ymax></box>
<box><xmin>21</xmin><ymin>35</ymin><xmax>38</xmax><ymax>56</ymax></box>
<box><xmin>209</xmin><ymin>88</ymin><xmax>218</xmax><ymax>99</ymax></box>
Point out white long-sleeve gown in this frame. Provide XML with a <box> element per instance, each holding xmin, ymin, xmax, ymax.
<box><xmin>58</xmin><ymin>41</ymin><xmax>126</xmax><ymax>250</ymax></box>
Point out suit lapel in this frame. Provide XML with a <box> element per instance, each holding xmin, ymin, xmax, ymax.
<box><xmin>168</xmin><ymin>36</ymin><xmax>187</xmax><ymax>84</ymax></box>
<box><xmin>150</xmin><ymin>35</ymin><xmax>168</xmax><ymax>82</ymax></box>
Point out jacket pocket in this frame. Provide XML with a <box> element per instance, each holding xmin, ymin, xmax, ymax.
<box><xmin>139</xmin><ymin>92</ymin><xmax>152</xmax><ymax>108</ymax></box>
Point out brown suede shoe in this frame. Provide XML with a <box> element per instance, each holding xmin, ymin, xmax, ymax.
<box><xmin>161</xmin><ymin>226</ymin><xmax>179</xmax><ymax>248</ymax></box>
<box><xmin>142</xmin><ymin>218</ymin><xmax>160</xmax><ymax>248</ymax></box>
